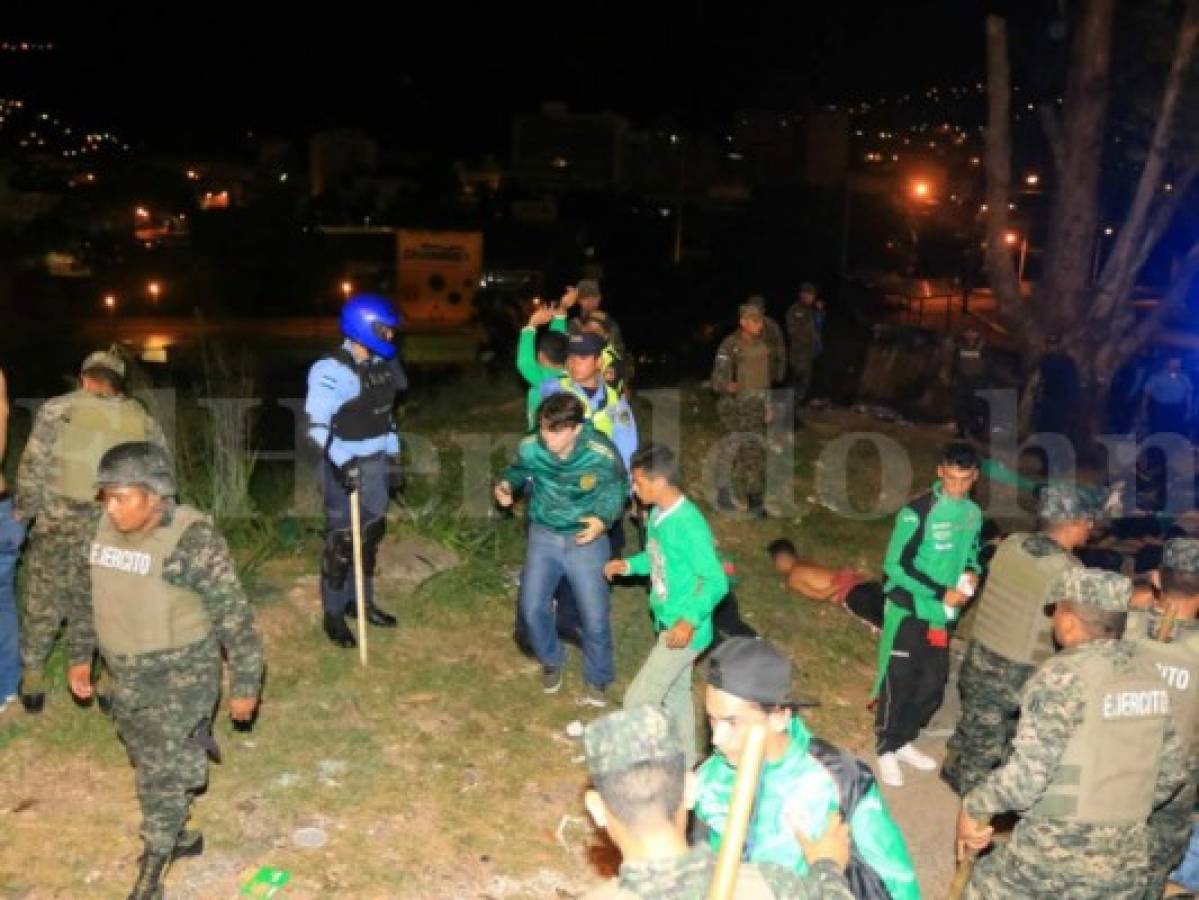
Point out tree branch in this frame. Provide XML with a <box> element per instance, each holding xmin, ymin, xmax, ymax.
<box><xmin>984</xmin><ymin>15</ymin><xmax>1026</xmax><ymax>338</ymax></box>
<box><xmin>1038</xmin><ymin>104</ymin><xmax>1066</xmax><ymax>172</ymax></box>
<box><xmin>1116</xmin><ymin>239</ymin><xmax>1199</xmax><ymax>361</ymax></box>
<box><xmin>1091</xmin><ymin>0</ymin><xmax>1199</xmax><ymax>322</ymax></box>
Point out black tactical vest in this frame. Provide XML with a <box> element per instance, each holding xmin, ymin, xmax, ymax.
<box><xmin>326</xmin><ymin>348</ymin><xmax>403</xmax><ymax>442</ymax></box>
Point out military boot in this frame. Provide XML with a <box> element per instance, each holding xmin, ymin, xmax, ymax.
<box><xmin>172</xmin><ymin>829</ymin><xmax>203</xmax><ymax>861</ymax></box>
<box><xmin>716</xmin><ymin>488</ymin><xmax>737</xmax><ymax>513</ymax></box>
<box><xmin>128</xmin><ymin>849</ymin><xmax>170</xmax><ymax>900</ymax></box>
<box><xmin>746</xmin><ymin>494</ymin><xmax>767</xmax><ymax>519</ymax></box>
<box><xmin>322</xmin><ymin>612</ymin><xmax>356</xmax><ymax>649</ymax></box>
<box><xmin>18</xmin><ymin>674</ymin><xmax>45</xmax><ymax>714</ymax></box>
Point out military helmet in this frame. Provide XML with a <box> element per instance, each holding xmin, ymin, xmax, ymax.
<box><xmin>95</xmin><ymin>441</ymin><xmax>177</xmax><ymax>497</ymax></box>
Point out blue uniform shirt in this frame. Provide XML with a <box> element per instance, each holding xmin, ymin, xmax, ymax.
<box><xmin>539</xmin><ymin>378</ymin><xmax>637</xmax><ymax>472</ymax></box>
<box><xmin>305</xmin><ymin>341</ymin><xmax>402</xmax><ymax>466</ymax></box>
<box><xmin>1145</xmin><ymin>370</ymin><xmax>1194</xmax><ymax>407</ymax></box>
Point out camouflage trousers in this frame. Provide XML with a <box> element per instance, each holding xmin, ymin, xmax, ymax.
<box><xmin>942</xmin><ymin>641</ymin><xmax>1034</xmax><ymax>796</ymax></box>
<box><xmin>108</xmin><ymin>638</ymin><xmax>221</xmax><ymax>854</ymax></box>
<box><xmin>715</xmin><ymin>396</ymin><xmax>767</xmax><ymax>499</ymax></box>
<box><xmin>967</xmin><ymin>820</ymin><xmax>1150</xmax><ymax>900</ymax></box>
<box><xmin>1144</xmin><ymin>776</ymin><xmax>1198</xmax><ymax>900</ymax></box>
<box><xmin>966</xmin><ymin>849</ymin><xmax>1147</xmax><ymax>900</ymax></box>
<box><xmin>20</xmin><ymin>503</ymin><xmax>101</xmax><ymax>683</ymax></box>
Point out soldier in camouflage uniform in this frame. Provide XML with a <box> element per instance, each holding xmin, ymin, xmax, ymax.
<box><xmin>942</xmin><ymin>485</ymin><xmax>1096</xmax><ymax>796</ymax></box>
<box><xmin>1124</xmin><ymin>538</ymin><xmax>1199</xmax><ymax>898</ymax></box>
<box><xmin>711</xmin><ymin>303</ymin><xmax>772</xmax><ymax>518</ymax></box>
<box><xmin>785</xmin><ymin>283</ymin><xmax>821</xmax><ymax>427</ymax></box>
<box><xmin>17</xmin><ymin>349</ymin><xmax>168</xmax><ymax>713</ymax></box>
<box><xmin>67</xmin><ymin>442</ymin><xmax>264</xmax><ymax>900</ymax></box>
<box><xmin>957</xmin><ymin>568</ymin><xmax>1189</xmax><ymax>900</ymax></box>
<box><xmin>746</xmin><ymin>295</ymin><xmax>787</xmax><ymax>386</ymax></box>
<box><xmin>581</xmin><ymin>705</ymin><xmax>854</xmax><ymax>900</ymax></box>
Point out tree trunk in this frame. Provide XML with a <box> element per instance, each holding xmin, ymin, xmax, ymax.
<box><xmin>1036</xmin><ymin>0</ymin><xmax>1114</xmax><ymax>338</ymax></box>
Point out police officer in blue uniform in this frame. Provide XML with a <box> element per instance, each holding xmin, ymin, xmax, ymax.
<box><xmin>305</xmin><ymin>295</ymin><xmax>407</xmax><ymax>648</ymax></box>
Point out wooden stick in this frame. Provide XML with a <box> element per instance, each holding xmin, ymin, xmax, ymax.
<box><xmin>707</xmin><ymin>723</ymin><xmax>767</xmax><ymax>900</ymax></box>
<box><xmin>349</xmin><ymin>485</ymin><xmax>368</xmax><ymax>667</ymax></box>
<box><xmin>948</xmin><ymin>815</ymin><xmax>991</xmax><ymax>900</ymax></box>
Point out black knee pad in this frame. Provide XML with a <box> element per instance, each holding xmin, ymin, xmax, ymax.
<box><xmin>322</xmin><ymin>529</ymin><xmax>353</xmax><ymax>589</ymax></box>
<box><xmin>361</xmin><ymin>516</ymin><xmax>386</xmax><ymax>576</ymax></box>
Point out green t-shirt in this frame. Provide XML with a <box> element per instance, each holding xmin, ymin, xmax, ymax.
<box><xmin>624</xmin><ymin>496</ymin><xmax>727</xmax><ymax>651</ymax></box>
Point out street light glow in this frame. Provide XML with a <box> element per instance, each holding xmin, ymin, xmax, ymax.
<box><xmin>147</xmin><ymin>281</ymin><xmax>161</xmax><ymax>299</ymax></box>
<box><xmin>1004</xmin><ymin>231</ymin><xmax>1019</xmax><ymax>246</ymax></box>
<box><xmin>1025</xmin><ymin>173</ymin><xmax>1040</xmax><ymax>186</ymax></box>
<box><xmin>103</xmin><ymin>294</ymin><xmax>117</xmax><ymax>309</ymax></box>
<box><xmin>135</xmin><ymin>206</ymin><xmax>149</xmax><ymax>219</ymax></box>
<box><xmin>341</xmin><ymin>281</ymin><xmax>353</xmax><ymax>297</ymax></box>
<box><xmin>911</xmin><ymin>180</ymin><xmax>931</xmax><ymax>199</ymax></box>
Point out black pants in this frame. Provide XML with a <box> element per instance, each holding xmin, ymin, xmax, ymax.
<box><xmin>953</xmin><ymin>379</ymin><xmax>985</xmax><ymax>438</ymax></box>
<box><xmin>712</xmin><ymin>590</ymin><xmax>757</xmax><ymax>641</ymax></box>
<box><xmin>874</xmin><ymin>614</ymin><xmax>949</xmax><ymax>754</ymax></box>
<box><xmin>846</xmin><ymin>581</ymin><xmax>885</xmax><ymax>630</ymax></box>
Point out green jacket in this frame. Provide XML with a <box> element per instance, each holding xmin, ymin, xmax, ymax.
<box><xmin>516</xmin><ymin>315</ymin><xmax>568</xmax><ymax>430</ymax></box>
<box><xmin>694</xmin><ymin>719</ymin><xmax>919</xmax><ymax>900</ymax></box>
<box><xmin>624</xmin><ymin>496</ymin><xmax>728</xmax><ymax>651</ymax></box>
<box><xmin>501</xmin><ymin>424</ymin><xmax>629</xmax><ymax>535</ymax></box>
<box><xmin>872</xmin><ymin>481</ymin><xmax>982</xmax><ymax>697</ymax></box>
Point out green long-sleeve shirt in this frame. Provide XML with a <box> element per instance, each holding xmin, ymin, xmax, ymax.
<box><xmin>516</xmin><ymin>315</ymin><xmax>568</xmax><ymax>429</ymax></box>
<box><xmin>624</xmin><ymin>495</ymin><xmax>728</xmax><ymax>651</ymax></box>
<box><xmin>501</xmin><ymin>424</ymin><xmax>629</xmax><ymax>534</ymax></box>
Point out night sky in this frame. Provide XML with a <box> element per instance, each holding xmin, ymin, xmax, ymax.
<box><xmin>0</xmin><ymin>2</ymin><xmax>1016</xmax><ymax>156</ymax></box>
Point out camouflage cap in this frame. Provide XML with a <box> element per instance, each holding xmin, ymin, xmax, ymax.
<box><xmin>584</xmin><ymin>706</ymin><xmax>682</xmax><ymax>778</ymax></box>
<box><xmin>1048</xmin><ymin>567</ymin><xmax>1132</xmax><ymax>612</ymax></box>
<box><xmin>1162</xmin><ymin>538</ymin><xmax>1199</xmax><ymax>574</ymax></box>
<box><xmin>746</xmin><ymin>294</ymin><xmax>767</xmax><ymax>312</ymax></box>
<box><xmin>95</xmin><ymin>441</ymin><xmax>177</xmax><ymax>497</ymax></box>
<box><xmin>1038</xmin><ymin>484</ymin><xmax>1098</xmax><ymax>523</ymax></box>
<box><xmin>81</xmin><ymin>348</ymin><xmax>125</xmax><ymax>379</ymax></box>
<box><xmin>576</xmin><ymin>279</ymin><xmax>601</xmax><ymax>300</ymax></box>
<box><xmin>738</xmin><ymin>302</ymin><xmax>764</xmax><ymax>320</ymax></box>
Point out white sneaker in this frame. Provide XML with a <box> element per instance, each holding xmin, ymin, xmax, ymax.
<box><xmin>895</xmin><ymin>743</ymin><xmax>938</xmax><ymax>771</ymax></box>
<box><xmin>877</xmin><ymin>752</ymin><xmax>904</xmax><ymax>787</ymax></box>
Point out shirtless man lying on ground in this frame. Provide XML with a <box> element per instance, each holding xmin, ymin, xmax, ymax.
<box><xmin>767</xmin><ymin>538</ymin><xmax>884</xmax><ymax>632</ymax></box>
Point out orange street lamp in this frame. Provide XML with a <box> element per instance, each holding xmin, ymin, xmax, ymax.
<box><xmin>147</xmin><ymin>281</ymin><xmax>161</xmax><ymax>300</ymax></box>
<box><xmin>103</xmin><ymin>293</ymin><xmax>117</xmax><ymax>310</ymax></box>
<box><xmin>1025</xmin><ymin>173</ymin><xmax>1040</xmax><ymax>186</ymax></box>
<box><xmin>340</xmin><ymin>280</ymin><xmax>353</xmax><ymax>298</ymax></box>
<box><xmin>1004</xmin><ymin>230</ymin><xmax>1019</xmax><ymax>246</ymax></box>
<box><xmin>135</xmin><ymin>206</ymin><xmax>149</xmax><ymax>219</ymax></box>
<box><xmin>911</xmin><ymin>179</ymin><xmax>931</xmax><ymax>200</ymax></box>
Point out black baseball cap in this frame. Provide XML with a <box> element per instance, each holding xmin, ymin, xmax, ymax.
<box><xmin>568</xmin><ymin>332</ymin><xmax>606</xmax><ymax>357</ymax></box>
<box><xmin>706</xmin><ymin>637</ymin><xmax>819</xmax><ymax>708</ymax></box>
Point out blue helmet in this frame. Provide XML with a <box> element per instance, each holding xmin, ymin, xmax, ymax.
<box><xmin>340</xmin><ymin>294</ymin><xmax>401</xmax><ymax>359</ymax></box>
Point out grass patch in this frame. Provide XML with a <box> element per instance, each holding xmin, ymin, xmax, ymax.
<box><xmin>0</xmin><ymin>377</ymin><xmax>964</xmax><ymax>897</ymax></box>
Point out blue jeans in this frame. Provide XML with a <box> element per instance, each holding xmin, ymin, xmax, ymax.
<box><xmin>518</xmin><ymin>524</ymin><xmax>613</xmax><ymax>687</ymax></box>
<box><xmin>1172</xmin><ymin>825</ymin><xmax>1199</xmax><ymax>890</ymax></box>
<box><xmin>320</xmin><ymin>454</ymin><xmax>389</xmax><ymax>616</ymax></box>
<box><xmin>0</xmin><ymin>498</ymin><xmax>27</xmax><ymax>697</ymax></box>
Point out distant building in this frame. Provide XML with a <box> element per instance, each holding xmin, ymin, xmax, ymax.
<box><xmin>310</xmin><ymin>129</ymin><xmax>379</xmax><ymax>198</ymax></box>
<box><xmin>512</xmin><ymin>103</ymin><xmax>628</xmax><ymax>190</ymax></box>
